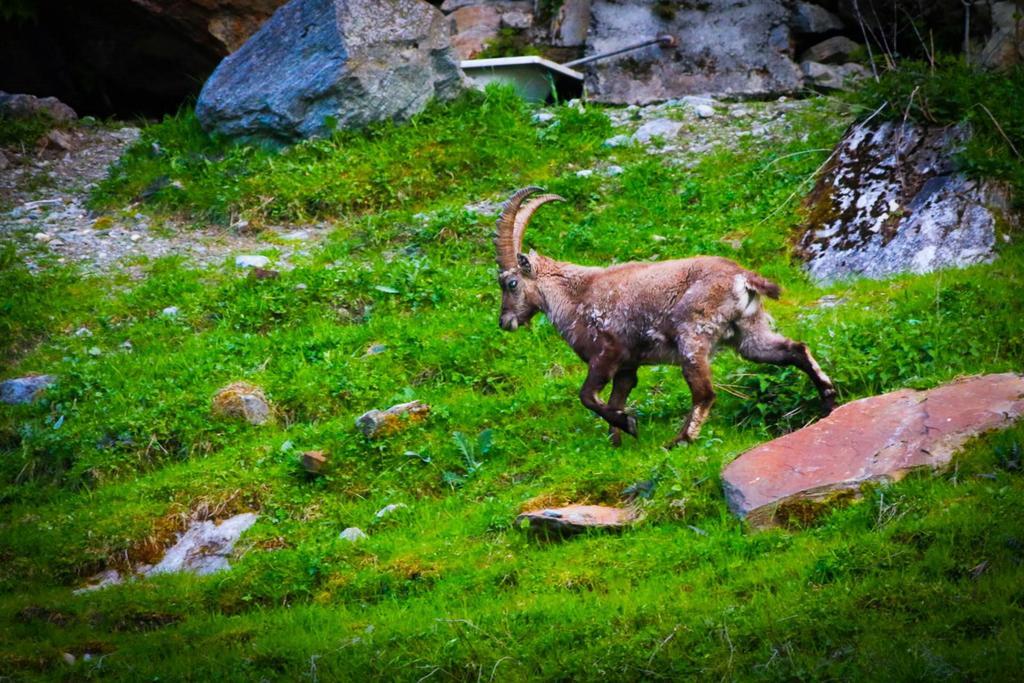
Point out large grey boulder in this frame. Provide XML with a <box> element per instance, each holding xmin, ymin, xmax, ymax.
<box><xmin>797</xmin><ymin>122</ymin><xmax>1016</xmax><ymax>284</ymax></box>
<box><xmin>196</xmin><ymin>0</ymin><xmax>464</xmax><ymax>144</ymax></box>
<box><xmin>584</xmin><ymin>0</ymin><xmax>803</xmax><ymax>104</ymax></box>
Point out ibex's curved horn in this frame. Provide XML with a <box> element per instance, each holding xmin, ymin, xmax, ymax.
<box><xmin>495</xmin><ymin>187</ymin><xmax>541</xmax><ymax>271</ymax></box>
<box><xmin>513</xmin><ymin>194</ymin><xmax>565</xmax><ymax>257</ymax></box>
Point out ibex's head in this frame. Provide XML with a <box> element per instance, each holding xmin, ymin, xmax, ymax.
<box><xmin>494</xmin><ymin>187</ymin><xmax>564</xmax><ymax>331</ymax></box>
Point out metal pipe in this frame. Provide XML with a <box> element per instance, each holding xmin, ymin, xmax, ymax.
<box><xmin>562</xmin><ymin>34</ymin><xmax>678</xmax><ymax>68</ymax></box>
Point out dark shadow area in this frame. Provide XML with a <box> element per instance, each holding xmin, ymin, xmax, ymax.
<box><xmin>0</xmin><ymin>0</ymin><xmax>222</xmax><ymax>118</ymax></box>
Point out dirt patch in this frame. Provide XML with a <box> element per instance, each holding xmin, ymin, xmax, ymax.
<box><xmin>1</xmin><ymin>124</ymin><xmax>330</xmax><ymax>275</ymax></box>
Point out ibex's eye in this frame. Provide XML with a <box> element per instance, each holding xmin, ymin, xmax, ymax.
<box><xmin>508</xmin><ymin>279</ymin><xmax>518</xmax><ymax>291</ymax></box>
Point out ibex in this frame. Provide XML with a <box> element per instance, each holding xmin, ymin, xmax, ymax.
<box><xmin>494</xmin><ymin>187</ymin><xmax>837</xmax><ymax>447</ymax></box>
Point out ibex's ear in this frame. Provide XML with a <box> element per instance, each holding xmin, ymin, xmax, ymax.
<box><xmin>517</xmin><ymin>252</ymin><xmax>533</xmax><ymax>276</ymax></box>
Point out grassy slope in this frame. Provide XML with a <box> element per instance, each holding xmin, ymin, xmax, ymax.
<box><xmin>1</xmin><ymin>85</ymin><xmax>1023</xmax><ymax>680</ymax></box>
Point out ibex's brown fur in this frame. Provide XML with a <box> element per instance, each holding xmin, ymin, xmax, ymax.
<box><xmin>494</xmin><ymin>187</ymin><xmax>836</xmax><ymax>447</ymax></box>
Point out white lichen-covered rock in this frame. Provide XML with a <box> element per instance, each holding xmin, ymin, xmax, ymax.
<box><xmin>145</xmin><ymin>513</ymin><xmax>259</xmax><ymax>577</ymax></box>
<box><xmin>798</xmin><ymin>122</ymin><xmax>1016</xmax><ymax>284</ymax></box>
<box><xmin>585</xmin><ymin>0</ymin><xmax>803</xmax><ymax>103</ymax></box>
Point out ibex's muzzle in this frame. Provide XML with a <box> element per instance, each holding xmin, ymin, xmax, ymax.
<box><xmin>499</xmin><ymin>313</ymin><xmax>519</xmax><ymax>331</ymax></box>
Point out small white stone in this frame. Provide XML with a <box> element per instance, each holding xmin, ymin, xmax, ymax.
<box><xmin>532</xmin><ymin>111</ymin><xmax>555</xmax><ymax>124</ymax></box>
<box><xmin>74</xmin><ymin>327</ymin><xmax>92</xmax><ymax>337</ymax></box>
<box><xmin>294</xmin><ymin>283</ymin><xmax>308</xmax><ymax>290</ymax></box>
<box><xmin>87</xmin><ymin>346</ymin><xmax>102</xmax><ymax>357</ymax></box>
<box><xmin>235</xmin><ymin>254</ymin><xmax>270</xmax><ymax>268</ymax></box>
<box><xmin>603</xmin><ymin>165</ymin><xmax>625</xmax><ymax>177</ymax></box>
<box><xmin>33</xmin><ymin>232</ymin><xmax>52</xmax><ymax>242</ymax></box>
<box><xmin>691</xmin><ymin>105</ymin><xmax>714</xmax><ymax>119</ymax></box>
<box><xmin>652</xmin><ymin>234</ymin><xmax>667</xmax><ymax>242</ymax></box>
<box><xmin>130</xmin><ymin>233</ymin><xmax>142</xmax><ymax>242</ymax></box>
<box><xmin>340</xmin><ymin>527</ymin><xmax>367</xmax><ymax>542</ymax></box>
<box><xmin>161</xmin><ymin>306</ymin><xmax>179</xmax><ymax>317</ymax></box>
<box><xmin>575</xmin><ymin>169</ymin><xmax>594</xmax><ymax>178</ymax></box>
<box><xmin>602</xmin><ymin>134</ymin><xmax>631</xmax><ymax>148</ymax></box>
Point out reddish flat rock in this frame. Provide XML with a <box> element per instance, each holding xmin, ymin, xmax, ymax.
<box><xmin>516</xmin><ymin>504</ymin><xmax>638</xmax><ymax>536</ymax></box>
<box><xmin>722</xmin><ymin>373</ymin><xmax>1024</xmax><ymax>528</ymax></box>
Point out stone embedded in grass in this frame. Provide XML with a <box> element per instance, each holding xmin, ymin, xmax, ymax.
<box><xmin>300</xmin><ymin>450</ymin><xmax>328</xmax><ymax>475</ymax></box>
<box><xmin>364</xmin><ymin>343</ymin><xmax>388</xmax><ymax>356</ymax></box>
<box><xmin>340</xmin><ymin>527</ymin><xmax>368</xmax><ymax>542</ymax></box>
<box><xmin>631</xmin><ymin>118</ymin><xmax>683</xmax><ymax>144</ymax></box>
<box><xmin>161</xmin><ymin>305</ymin><xmax>179</xmax><ymax>317</ymax></box>
<box><xmin>515</xmin><ymin>504</ymin><xmax>639</xmax><ymax>536</ymax></box>
<box><xmin>375</xmin><ymin>503</ymin><xmax>408</xmax><ymax>518</ymax></box>
<box><xmin>235</xmin><ymin>254</ymin><xmax>270</xmax><ymax>269</ymax></box>
<box><xmin>356</xmin><ymin>400</ymin><xmax>430</xmax><ymax>437</ymax></box>
<box><xmin>722</xmin><ymin>373</ymin><xmax>1024</xmax><ymax>529</ymax></box>
<box><xmin>211</xmin><ymin>381</ymin><xmax>273</xmax><ymax>425</ymax></box>
<box><xmin>144</xmin><ymin>513</ymin><xmax>259</xmax><ymax>577</ymax></box>
<box><xmin>1</xmin><ymin>374</ymin><xmax>56</xmax><ymax>404</ymax></box>
<box><xmin>602</xmin><ymin>134</ymin><xmax>631</xmax><ymax>148</ymax></box>
<box><xmin>72</xmin><ymin>568</ymin><xmax>123</xmax><ymax>594</ymax></box>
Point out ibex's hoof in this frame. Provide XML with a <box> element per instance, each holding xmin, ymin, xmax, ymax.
<box><xmin>623</xmin><ymin>414</ymin><xmax>639</xmax><ymax>438</ymax></box>
<box><xmin>821</xmin><ymin>391</ymin><xmax>837</xmax><ymax>416</ymax></box>
<box><xmin>609</xmin><ymin>429</ymin><xmax>622</xmax><ymax>447</ymax></box>
<box><xmin>664</xmin><ymin>432</ymin><xmax>695</xmax><ymax>450</ymax></box>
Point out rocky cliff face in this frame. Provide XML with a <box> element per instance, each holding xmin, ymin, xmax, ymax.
<box><xmin>128</xmin><ymin>0</ymin><xmax>287</xmax><ymax>54</ymax></box>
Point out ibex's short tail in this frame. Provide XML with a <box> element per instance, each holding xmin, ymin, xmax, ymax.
<box><xmin>746</xmin><ymin>272</ymin><xmax>781</xmax><ymax>300</ymax></box>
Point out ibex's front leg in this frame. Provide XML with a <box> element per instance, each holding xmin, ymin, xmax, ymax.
<box><xmin>667</xmin><ymin>335</ymin><xmax>716</xmax><ymax>448</ymax></box>
<box><xmin>606</xmin><ymin>367</ymin><xmax>639</xmax><ymax>446</ymax></box>
<box><xmin>579</xmin><ymin>356</ymin><xmax>638</xmax><ymax>439</ymax></box>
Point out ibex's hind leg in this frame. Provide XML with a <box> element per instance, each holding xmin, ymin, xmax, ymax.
<box><xmin>734</xmin><ymin>313</ymin><xmax>837</xmax><ymax>414</ymax></box>
<box><xmin>579</xmin><ymin>358</ymin><xmax>638</xmax><ymax>439</ymax></box>
<box><xmin>668</xmin><ymin>336</ymin><xmax>716</xmax><ymax>448</ymax></box>
<box><xmin>607</xmin><ymin>367</ymin><xmax>639</xmax><ymax>446</ymax></box>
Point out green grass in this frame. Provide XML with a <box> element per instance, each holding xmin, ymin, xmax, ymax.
<box><xmin>2</xmin><ymin>83</ymin><xmax>1023</xmax><ymax>680</ymax></box>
